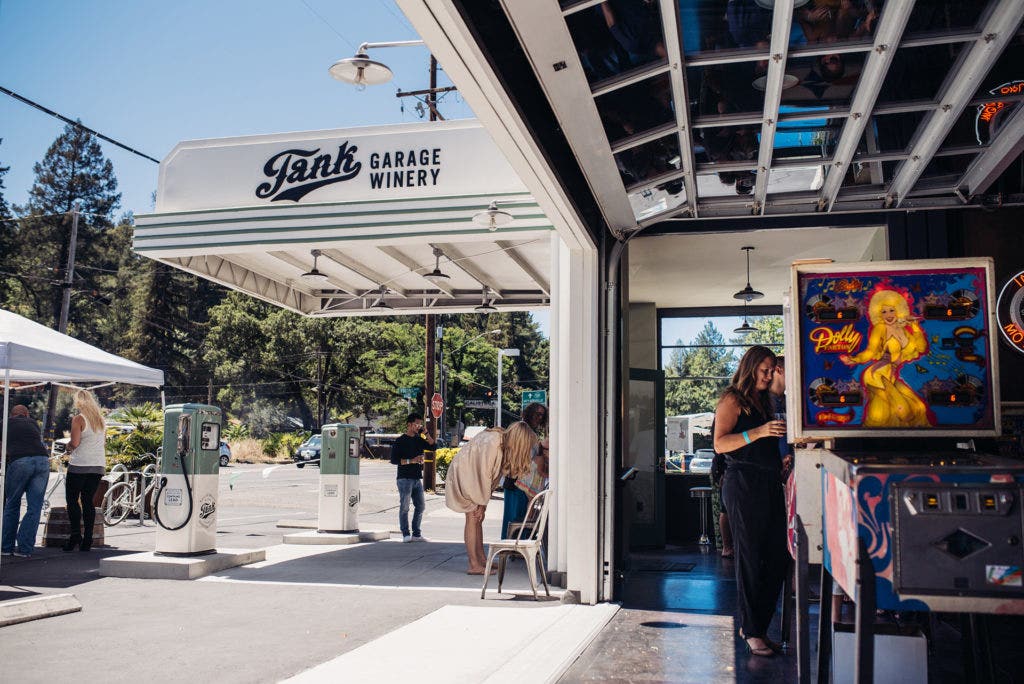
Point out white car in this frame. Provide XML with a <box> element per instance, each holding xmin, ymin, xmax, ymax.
<box><xmin>689</xmin><ymin>448</ymin><xmax>716</xmax><ymax>474</ymax></box>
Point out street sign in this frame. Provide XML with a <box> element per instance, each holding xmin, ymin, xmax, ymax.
<box><xmin>521</xmin><ymin>390</ymin><xmax>547</xmax><ymax>407</ymax></box>
<box><xmin>399</xmin><ymin>387</ymin><xmax>419</xmax><ymax>399</ymax></box>
<box><xmin>465</xmin><ymin>399</ymin><xmax>498</xmax><ymax>409</ymax></box>
<box><xmin>431</xmin><ymin>392</ymin><xmax>444</xmax><ymax>419</ymax></box>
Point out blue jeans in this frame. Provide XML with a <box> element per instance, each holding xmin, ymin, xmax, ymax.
<box><xmin>2</xmin><ymin>455</ymin><xmax>50</xmax><ymax>555</ymax></box>
<box><xmin>396</xmin><ymin>478</ymin><xmax>425</xmax><ymax>537</ymax></box>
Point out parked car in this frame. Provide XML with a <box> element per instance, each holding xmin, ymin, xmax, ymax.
<box><xmin>294</xmin><ymin>434</ymin><xmax>322</xmax><ymax>468</ymax></box>
<box><xmin>689</xmin><ymin>448</ymin><xmax>716</xmax><ymax>474</ymax></box>
<box><xmin>219</xmin><ymin>441</ymin><xmax>231</xmax><ymax>468</ymax></box>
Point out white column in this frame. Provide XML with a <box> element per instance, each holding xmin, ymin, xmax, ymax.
<box><xmin>549</xmin><ymin>233</ymin><xmax>601</xmax><ymax>604</ymax></box>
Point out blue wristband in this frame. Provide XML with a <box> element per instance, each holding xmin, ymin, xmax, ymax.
<box><xmin>742</xmin><ymin>431</ymin><xmax>751</xmax><ymax>444</ymax></box>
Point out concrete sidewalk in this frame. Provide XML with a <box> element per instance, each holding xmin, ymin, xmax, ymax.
<box><xmin>0</xmin><ymin>529</ymin><xmax>611</xmax><ymax>683</ymax></box>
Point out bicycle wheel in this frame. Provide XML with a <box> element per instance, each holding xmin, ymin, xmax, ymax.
<box><xmin>103</xmin><ymin>481</ymin><xmax>134</xmax><ymax>526</ymax></box>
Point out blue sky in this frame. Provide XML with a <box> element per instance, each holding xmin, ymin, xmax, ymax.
<box><xmin>0</xmin><ymin>1</ymin><xmax>555</xmax><ymax>332</ymax></box>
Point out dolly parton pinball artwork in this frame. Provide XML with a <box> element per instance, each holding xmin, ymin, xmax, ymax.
<box><xmin>791</xmin><ymin>259</ymin><xmax>1000</xmax><ymax>438</ymax></box>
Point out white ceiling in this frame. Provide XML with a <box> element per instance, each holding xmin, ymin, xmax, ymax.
<box><xmin>627</xmin><ymin>225</ymin><xmax>888</xmax><ymax>309</ymax></box>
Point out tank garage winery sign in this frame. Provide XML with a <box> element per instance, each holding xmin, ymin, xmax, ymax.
<box><xmin>154</xmin><ymin>120</ymin><xmax>527</xmax><ymax>213</ymax></box>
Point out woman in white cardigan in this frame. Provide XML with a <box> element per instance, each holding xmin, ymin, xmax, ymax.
<box><xmin>444</xmin><ymin>422</ymin><xmax>535</xmax><ymax>574</ymax></box>
<box><xmin>64</xmin><ymin>390</ymin><xmax>106</xmax><ymax>552</ymax></box>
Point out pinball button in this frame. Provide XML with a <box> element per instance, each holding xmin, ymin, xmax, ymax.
<box><xmin>1008</xmin><ymin>536</ymin><xmax>1020</xmax><ymax>546</ymax></box>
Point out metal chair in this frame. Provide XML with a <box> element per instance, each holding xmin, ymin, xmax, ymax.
<box><xmin>690</xmin><ymin>486</ymin><xmax>712</xmax><ymax>545</ymax></box>
<box><xmin>481</xmin><ymin>489</ymin><xmax>551</xmax><ymax>600</ymax></box>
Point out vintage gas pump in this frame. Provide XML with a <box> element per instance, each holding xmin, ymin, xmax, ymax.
<box><xmin>317</xmin><ymin>423</ymin><xmax>360</xmax><ymax>533</ymax></box>
<box><xmin>154</xmin><ymin>403</ymin><xmax>222</xmax><ymax>556</ymax></box>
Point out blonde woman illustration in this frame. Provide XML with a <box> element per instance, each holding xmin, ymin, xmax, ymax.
<box><xmin>839</xmin><ymin>288</ymin><xmax>930</xmax><ymax>428</ymax></box>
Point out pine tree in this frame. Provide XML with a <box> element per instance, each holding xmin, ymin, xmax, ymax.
<box><xmin>10</xmin><ymin>122</ymin><xmax>121</xmax><ymax>338</ymax></box>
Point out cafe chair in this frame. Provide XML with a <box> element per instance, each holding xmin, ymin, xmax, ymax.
<box><xmin>481</xmin><ymin>489</ymin><xmax>551</xmax><ymax>600</ymax></box>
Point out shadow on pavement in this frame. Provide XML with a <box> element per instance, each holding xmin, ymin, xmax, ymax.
<box><xmin>211</xmin><ymin>540</ymin><xmax>558</xmax><ymax>597</ymax></box>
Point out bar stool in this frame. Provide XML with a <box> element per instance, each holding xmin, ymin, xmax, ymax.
<box><xmin>690</xmin><ymin>486</ymin><xmax>713</xmax><ymax>545</ymax></box>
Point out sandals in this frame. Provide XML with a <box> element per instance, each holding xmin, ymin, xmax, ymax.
<box><xmin>744</xmin><ymin>638</ymin><xmax>775</xmax><ymax>657</ymax></box>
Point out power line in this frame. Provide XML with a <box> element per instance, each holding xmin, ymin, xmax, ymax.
<box><xmin>0</xmin><ymin>85</ymin><xmax>160</xmax><ymax>164</ymax></box>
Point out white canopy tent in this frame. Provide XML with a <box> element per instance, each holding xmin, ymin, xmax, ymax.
<box><xmin>0</xmin><ymin>309</ymin><xmax>164</xmax><ymax>569</ymax></box>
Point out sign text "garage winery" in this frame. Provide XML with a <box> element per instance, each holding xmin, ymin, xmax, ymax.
<box><xmin>369</xmin><ymin>148</ymin><xmax>442</xmax><ymax>189</ymax></box>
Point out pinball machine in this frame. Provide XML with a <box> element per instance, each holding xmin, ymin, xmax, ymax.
<box><xmin>784</xmin><ymin>258</ymin><xmax>1023</xmax><ymax>683</ymax></box>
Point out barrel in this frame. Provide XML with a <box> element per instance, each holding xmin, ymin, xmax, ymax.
<box><xmin>43</xmin><ymin>506</ymin><xmax>105</xmax><ymax>548</ymax></box>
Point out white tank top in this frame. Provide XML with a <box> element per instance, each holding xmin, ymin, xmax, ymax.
<box><xmin>71</xmin><ymin>422</ymin><xmax>106</xmax><ymax>469</ymax></box>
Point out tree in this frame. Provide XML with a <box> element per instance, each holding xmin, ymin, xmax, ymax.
<box><xmin>8</xmin><ymin>123</ymin><xmax>121</xmax><ymax>339</ymax></box>
<box><xmin>0</xmin><ymin>142</ymin><xmax>18</xmax><ymax>310</ymax></box>
<box><xmin>665</xmin><ymin>320</ymin><xmax>735</xmax><ymax>416</ymax></box>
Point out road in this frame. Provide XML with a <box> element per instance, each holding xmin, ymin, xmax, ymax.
<box><xmin>44</xmin><ymin>459</ymin><xmax>505</xmax><ymax>552</ymax></box>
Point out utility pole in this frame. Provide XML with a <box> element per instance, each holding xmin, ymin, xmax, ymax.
<box><xmin>207</xmin><ymin>378</ymin><xmax>213</xmax><ymax>405</ymax></box>
<box><xmin>420</xmin><ymin>55</ymin><xmax>442</xmax><ymax>488</ymax></box>
<box><xmin>44</xmin><ymin>203</ymin><xmax>80</xmax><ymax>442</ymax></box>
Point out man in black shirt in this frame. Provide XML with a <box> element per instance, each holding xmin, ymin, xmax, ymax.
<box><xmin>390</xmin><ymin>413</ymin><xmax>434</xmax><ymax>542</ymax></box>
<box><xmin>2</xmin><ymin>405</ymin><xmax>51</xmax><ymax>557</ymax></box>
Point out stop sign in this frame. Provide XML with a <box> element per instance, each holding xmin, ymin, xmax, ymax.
<box><xmin>431</xmin><ymin>392</ymin><xmax>444</xmax><ymax>419</ymax></box>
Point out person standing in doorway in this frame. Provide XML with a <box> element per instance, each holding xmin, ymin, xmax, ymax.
<box><xmin>63</xmin><ymin>390</ymin><xmax>106</xmax><ymax>552</ymax></box>
<box><xmin>391</xmin><ymin>413</ymin><xmax>433</xmax><ymax>542</ymax></box>
<box><xmin>713</xmin><ymin>345</ymin><xmax>788</xmax><ymax>658</ymax></box>
<box><xmin>1</xmin><ymin>405</ymin><xmax>50</xmax><ymax>557</ymax></box>
<box><xmin>770</xmin><ymin>355</ymin><xmax>793</xmax><ymax>478</ymax></box>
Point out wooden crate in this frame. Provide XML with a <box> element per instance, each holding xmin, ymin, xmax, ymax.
<box><xmin>43</xmin><ymin>506</ymin><xmax>105</xmax><ymax>548</ymax></box>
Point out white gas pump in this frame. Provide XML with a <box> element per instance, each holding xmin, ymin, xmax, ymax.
<box><xmin>317</xmin><ymin>423</ymin><xmax>360</xmax><ymax>533</ymax></box>
<box><xmin>154</xmin><ymin>404</ymin><xmax>222</xmax><ymax>556</ymax></box>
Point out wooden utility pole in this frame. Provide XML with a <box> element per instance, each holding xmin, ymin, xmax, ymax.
<box><xmin>44</xmin><ymin>203</ymin><xmax>80</xmax><ymax>442</ymax></box>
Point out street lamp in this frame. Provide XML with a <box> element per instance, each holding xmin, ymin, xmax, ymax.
<box><xmin>496</xmin><ymin>348</ymin><xmax>520</xmax><ymax>427</ymax></box>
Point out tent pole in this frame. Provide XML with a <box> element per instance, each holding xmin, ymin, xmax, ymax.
<box><xmin>1</xmin><ymin>368</ymin><xmax>10</xmax><ymax>575</ymax></box>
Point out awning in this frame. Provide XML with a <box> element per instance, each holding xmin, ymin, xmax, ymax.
<box><xmin>134</xmin><ymin>119</ymin><xmax>555</xmax><ymax>315</ymax></box>
<box><xmin>0</xmin><ymin>309</ymin><xmax>164</xmax><ymax>387</ymax></box>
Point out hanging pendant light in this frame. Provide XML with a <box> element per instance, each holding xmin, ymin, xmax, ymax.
<box><xmin>423</xmin><ymin>247</ymin><xmax>451</xmax><ymax>284</ymax></box>
<box><xmin>474</xmin><ymin>286</ymin><xmax>497</xmax><ymax>313</ymax></box>
<box><xmin>733</xmin><ymin>246</ymin><xmax>764</xmax><ymax>301</ymax></box>
<box><xmin>301</xmin><ymin>249</ymin><xmax>329</xmax><ymax>281</ymax></box>
<box><xmin>472</xmin><ymin>201</ymin><xmax>514</xmax><ymax>231</ymax></box>
<box><xmin>372</xmin><ymin>285</ymin><xmax>392</xmax><ymax>310</ymax></box>
<box><xmin>734</xmin><ymin>302</ymin><xmax>755</xmax><ymax>335</ymax></box>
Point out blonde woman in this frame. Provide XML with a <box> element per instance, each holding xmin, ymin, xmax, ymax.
<box><xmin>64</xmin><ymin>390</ymin><xmax>106</xmax><ymax>552</ymax></box>
<box><xmin>839</xmin><ymin>288</ymin><xmax>930</xmax><ymax>428</ymax></box>
<box><xmin>444</xmin><ymin>422</ymin><xmax>536</xmax><ymax>574</ymax></box>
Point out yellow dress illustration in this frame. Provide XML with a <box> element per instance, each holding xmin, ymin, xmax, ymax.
<box><xmin>839</xmin><ymin>290</ymin><xmax>931</xmax><ymax>428</ymax></box>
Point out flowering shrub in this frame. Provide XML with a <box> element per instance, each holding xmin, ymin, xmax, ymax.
<box><xmin>434</xmin><ymin>447</ymin><xmax>459</xmax><ymax>483</ymax></box>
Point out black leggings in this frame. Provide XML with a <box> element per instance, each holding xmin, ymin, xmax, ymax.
<box><xmin>722</xmin><ymin>467</ymin><xmax>788</xmax><ymax>639</ymax></box>
<box><xmin>65</xmin><ymin>472</ymin><xmax>102</xmax><ymax>540</ymax></box>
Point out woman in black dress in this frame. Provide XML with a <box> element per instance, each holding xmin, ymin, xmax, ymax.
<box><xmin>713</xmin><ymin>345</ymin><xmax>788</xmax><ymax>657</ymax></box>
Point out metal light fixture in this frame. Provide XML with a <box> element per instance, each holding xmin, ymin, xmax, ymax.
<box><xmin>472</xmin><ymin>201</ymin><xmax>514</xmax><ymax>232</ymax></box>
<box><xmin>328</xmin><ymin>40</ymin><xmax>425</xmax><ymax>89</ymax></box>
<box><xmin>733</xmin><ymin>306</ymin><xmax>756</xmax><ymax>336</ymax></box>
<box><xmin>733</xmin><ymin>246</ymin><xmax>764</xmax><ymax>301</ymax></box>
<box><xmin>474</xmin><ymin>286</ymin><xmax>497</xmax><ymax>314</ymax></box>
<box><xmin>372</xmin><ymin>285</ymin><xmax>392</xmax><ymax>310</ymax></box>
<box><xmin>301</xmin><ymin>249</ymin><xmax>329</xmax><ymax>281</ymax></box>
<box><xmin>423</xmin><ymin>247</ymin><xmax>450</xmax><ymax>284</ymax></box>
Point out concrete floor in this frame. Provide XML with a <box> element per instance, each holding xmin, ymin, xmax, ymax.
<box><xmin>560</xmin><ymin>545</ymin><xmax>1024</xmax><ymax>683</ymax></box>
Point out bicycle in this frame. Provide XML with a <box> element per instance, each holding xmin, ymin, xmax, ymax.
<box><xmin>102</xmin><ymin>458</ymin><xmax>160</xmax><ymax>526</ymax></box>
<box><xmin>42</xmin><ymin>440</ymin><xmax>69</xmax><ymax>513</ymax></box>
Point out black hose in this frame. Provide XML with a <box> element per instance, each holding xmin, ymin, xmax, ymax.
<box><xmin>153</xmin><ymin>451</ymin><xmax>194</xmax><ymax>531</ymax></box>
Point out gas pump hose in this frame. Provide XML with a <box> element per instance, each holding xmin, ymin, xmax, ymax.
<box><xmin>153</xmin><ymin>451</ymin><xmax>195</xmax><ymax>531</ymax></box>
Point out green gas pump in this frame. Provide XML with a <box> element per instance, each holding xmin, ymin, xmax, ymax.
<box><xmin>318</xmin><ymin>423</ymin><xmax>360</xmax><ymax>533</ymax></box>
<box><xmin>154</xmin><ymin>403</ymin><xmax>222</xmax><ymax>556</ymax></box>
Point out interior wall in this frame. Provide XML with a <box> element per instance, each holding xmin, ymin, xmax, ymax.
<box><xmin>628</xmin><ymin>303</ymin><xmax>658</xmax><ymax>370</ymax></box>
<box><xmin>951</xmin><ymin>208</ymin><xmax>1024</xmax><ymax>402</ymax></box>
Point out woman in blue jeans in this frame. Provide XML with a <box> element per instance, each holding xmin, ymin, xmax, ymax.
<box><xmin>2</xmin><ymin>405</ymin><xmax>50</xmax><ymax>557</ymax></box>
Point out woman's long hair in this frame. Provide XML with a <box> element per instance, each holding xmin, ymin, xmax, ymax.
<box><xmin>74</xmin><ymin>389</ymin><xmax>105</xmax><ymax>433</ymax></box>
<box><xmin>502</xmin><ymin>421</ymin><xmax>538</xmax><ymax>479</ymax></box>
<box><xmin>721</xmin><ymin>345</ymin><xmax>776</xmax><ymax>418</ymax></box>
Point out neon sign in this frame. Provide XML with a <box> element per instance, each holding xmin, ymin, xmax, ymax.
<box><xmin>976</xmin><ymin>80</ymin><xmax>1024</xmax><ymax>144</ymax></box>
